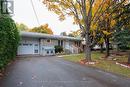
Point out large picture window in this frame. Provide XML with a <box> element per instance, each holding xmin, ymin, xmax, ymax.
<box><xmin>58</xmin><ymin>40</ymin><xmax>63</xmax><ymax>46</ymax></box>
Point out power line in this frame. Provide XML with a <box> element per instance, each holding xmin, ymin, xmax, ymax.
<box><xmin>30</xmin><ymin>0</ymin><xmax>40</xmax><ymax>26</ymax></box>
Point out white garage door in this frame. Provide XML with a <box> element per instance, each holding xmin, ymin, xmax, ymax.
<box><xmin>17</xmin><ymin>43</ymin><xmax>34</xmax><ymax>55</ymax></box>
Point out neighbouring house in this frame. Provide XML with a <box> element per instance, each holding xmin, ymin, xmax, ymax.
<box><xmin>17</xmin><ymin>31</ymin><xmax>83</xmax><ymax>56</ymax></box>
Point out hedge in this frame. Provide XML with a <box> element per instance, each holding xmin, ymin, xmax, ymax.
<box><xmin>0</xmin><ymin>15</ymin><xmax>20</xmax><ymax>69</ymax></box>
<box><xmin>55</xmin><ymin>45</ymin><xmax>63</xmax><ymax>53</ymax></box>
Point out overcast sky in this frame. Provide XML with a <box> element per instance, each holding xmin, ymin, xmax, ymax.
<box><xmin>12</xmin><ymin>0</ymin><xmax>79</xmax><ymax>35</ymax></box>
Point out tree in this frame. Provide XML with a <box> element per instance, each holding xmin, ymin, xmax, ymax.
<box><xmin>113</xmin><ymin>2</ymin><xmax>130</xmax><ymax>45</ymax></box>
<box><xmin>16</xmin><ymin>23</ymin><xmax>29</xmax><ymax>31</ymax></box>
<box><xmin>43</xmin><ymin>0</ymin><xmax>114</xmax><ymax>61</ymax></box>
<box><xmin>68</xmin><ymin>30</ymin><xmax>81</xmax><ymax>37</ymax></box>
<box><xmin>114</xmin><ymin>29</ymin><xmax>130</xmax><ymax>51</ymax></box>
<box><xmin>97</xmin><ymin>12</ymin><xmax>116</xmax><ymax>57</ymax></box>
<box><xmin>94</xmin><ymin>0</ymin><xmax>127</xmax><ymax>57</ymax></box>
<box><xmin>113</xmin><ymin>2</ymin><xmax>130</xmax><ymax>63</ymax></box>
<box><xmin>29</xmin><ymin>24</ymin><xmax>53</xmax><ymax>34</ymax></box>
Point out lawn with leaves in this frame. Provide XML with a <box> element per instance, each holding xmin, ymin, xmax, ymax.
<box><xmin>63</xmin><ymin>51</ymin><xmax>130</xmax><ymax>77</ymax></box>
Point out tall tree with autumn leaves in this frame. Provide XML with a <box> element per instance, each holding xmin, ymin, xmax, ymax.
<box><xmin>42</xmin><ymin>0</ymin><xmax>123</xmax><ymax>61</ymax></box>
<box><xmin>96</xmin><ymin>0</ymin><xmax>129</xmax><ymax>57</ymax></box>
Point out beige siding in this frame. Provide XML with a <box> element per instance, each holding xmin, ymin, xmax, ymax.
<box><xmin>41</xmin><ymin>38</ymin><xmax>82</xmax><ymax>55</ymax></box>
<box><xmin>41</xmin><ymin>39</ymin><xmax>58</xmax><ymax>46</ymax></box>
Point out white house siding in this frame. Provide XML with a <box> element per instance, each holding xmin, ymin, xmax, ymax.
<box><xmin>17</xmin><ymin>37</ymin><xmax>39</xmax><ymax>55</ymax></box>
<box><xmin>40</xmin><ymin>39</ymin><xmax>58</xmax><ymax>46</ymax></box>
<box><xmin>40</xmin><ymin>39</ymin><xmax>57</xmax><ymax>56</ymax></box>
<box><xmin>39</xmin><ymin>39</ymin><xmax>80</xmax><ymax>55</ymax></box>
<box><xmin>17</xmin><ymin>32</ymin><xmax>82</xmax><ymax>56</ymax></box>
<box><xmin>64</xmin><ymin>40</ymin><xmax>79</xmax><ymax>54</ymax></box>
<box><xmin>65</xmin><ymin>40</ymin><xmax>70</xmax><ymax>49</ymax></box>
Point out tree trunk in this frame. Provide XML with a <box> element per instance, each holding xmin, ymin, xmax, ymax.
<box><xmin>116</xmin><ymin>44</ymin><xmax>119</xmax><ymax>52</ymax></box>
<box><xmin>100</xmin><ymin>43</ymin><xmax>104</xmax><ymax>53</ymax></box>
<box><xmin>85</xmin><ymin>33</ymin><xmax>91</xmax><ymax>62</ymax></box>
<box><xmin>105</xmin><ymin>37</ymin><xmax>110</xmax><ymax>57</ymax></box>
<box><xmin>128</xmin><ymin>52</ymin><xmax>130</xmax><ymax>64</ymax></box>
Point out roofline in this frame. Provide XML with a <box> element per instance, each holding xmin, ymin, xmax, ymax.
<box><xmin>20</xmin><ymin>31</ymin><xmax>82</xmax><ymax>41</ymax></box>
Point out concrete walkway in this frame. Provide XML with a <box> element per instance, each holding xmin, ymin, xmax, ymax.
<box><xmin>0</xmin><ymin>56</ymin><xmax>130</xmax><ymax>87</ymax></box>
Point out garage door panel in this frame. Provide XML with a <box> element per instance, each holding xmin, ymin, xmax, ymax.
<box><xmin>17</xmin><ymin>43</ymin><xmax>34</xmax><ymax>55</ymax></box>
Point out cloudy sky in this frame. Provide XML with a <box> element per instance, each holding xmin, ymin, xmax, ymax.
<box><xmin>12</xmin><ymin>0</ymin><xmax>79</xmax><ymax>35</ymax></box>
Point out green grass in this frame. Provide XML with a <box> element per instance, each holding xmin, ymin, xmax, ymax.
<box><xmin>63</xmin><ymin>51</ymin><xmax>130</xmax><ymax>77</ymax></box>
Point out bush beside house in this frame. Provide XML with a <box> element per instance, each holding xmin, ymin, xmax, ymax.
<box><xmin>0</xmin><ymin>16</ymin><xmax>20</xmax><ymax>70</ymax></box>
<box><xmin>55</xmin><ymin>45</ymin><xmax>63</xmax><ymax>53</ymax></box>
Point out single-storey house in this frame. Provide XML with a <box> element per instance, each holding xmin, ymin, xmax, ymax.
<box><xmin>17</xmin><ymin>31</ymin><xmax>83</xmax><ymax>56</ymax></box>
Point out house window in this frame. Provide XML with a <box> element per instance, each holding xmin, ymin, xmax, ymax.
<box><xmin>34</xmin><ymin>50</ymin><xmax>38</xmax><ymax>53</ymax></box>
<box><xmin>35</xmin><ymin>44</ymin><xmax>38</xmax><ymax>46</ymax></box>
<box><xmin>47</xmin><ymin>51</ymin><xmax>49</xmax><ymax>54</ymax></box>
<box><xmin>58</xmin><ymin>40</ymin><xmax>63</xmax><ymax>46</ymax></box>
<box><xmin>23</xmin><ymin>44</ymin><xmax>28</xmax><ymax>46</ymax></box>
<box><xmin>61</xmin><ymin>40</ymin><xmax>63</xmax><ymax>46</ymax></box>
<box><xmin>47</xmin><ymin>39</ymin><xmax>51</xmax><ymax>43</ymax></box>
<box><xmin>58</xmin><ymin>40</ymin><xmax>60</xmax><ymax>46</ymax></box>
<box><xmin>51</xmin><ymin>50</ymin><xmax>53</xmax><ymax>54</ymax></box>
<box><xmin>30</xmin><ymin>44</ymin><xmax>32</xmax><ymax>46</ymax></box>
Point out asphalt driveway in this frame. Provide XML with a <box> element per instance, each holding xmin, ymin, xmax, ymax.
<box><xmin>0</xmin><ymin>56</ymin><xmax>130</xmax><ymax>87</ymax></box>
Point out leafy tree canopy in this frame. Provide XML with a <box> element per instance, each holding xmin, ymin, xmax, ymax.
<box><xmin>29</xmin><ymin>24</ymin><xmax>53</xmax><ymax>34</ymax></box>
<box><xmin>68</xmin><ymin>30</ymin><xmax>82</xmax><ymax>37</ymax></box>
<box><xmin>113</xmin><ymin>3</ymin><xmax>130</xmax><ymax>51</ymax></box>
<box><xmin>42</xmin><ymin>0</ymin><xmax>125</xmax><ymax>61</ymax></box>
<box><xmin>16</xmin><ymin>23</ymin><xmax>29</xmax><ymax>31</ymax></box>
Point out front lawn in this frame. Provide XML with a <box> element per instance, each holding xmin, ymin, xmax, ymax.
<box><xmin>63</xmin><ymin>51</ymin><xmax>130</xmax><ymax>77</ymax></box>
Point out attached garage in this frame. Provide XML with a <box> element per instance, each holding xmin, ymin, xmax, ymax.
<box><xmin>17</xmin><ymin>37</ymin><xmax>39</xmax><ymax>55</ymax></box>
<box><xmin>17</xmin><ymin>43</ymin><xmax>34</xmax><ymax>55</ymax></box>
